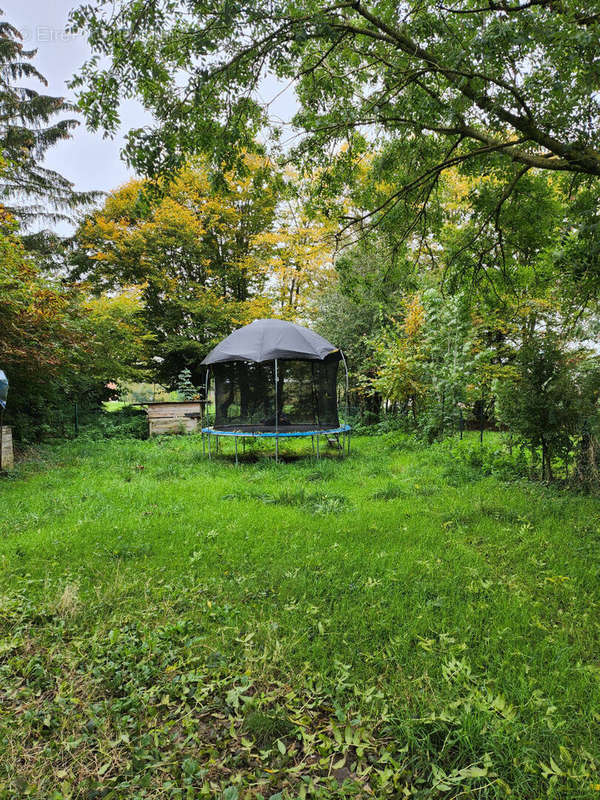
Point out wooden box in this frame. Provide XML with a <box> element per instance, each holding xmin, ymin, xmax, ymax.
<box><xmin>146</xmin><ymin>402</ymin><xmax>205</xmax><ymax>436</ymax></box>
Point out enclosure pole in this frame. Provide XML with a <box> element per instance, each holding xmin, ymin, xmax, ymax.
<box><xmin>204</xmin><ymin>369</ymin><xmax>210</xmax><ymax>425</ymax></box>
<box><xmin>274</xmin><ymin>359</ymin><xmax>279</xmax><ymax>463</ymax></box>
<box><xmin>340</xmin><ymin>350</ymin><xmax>350</xmax><ymax>423</ymax></box>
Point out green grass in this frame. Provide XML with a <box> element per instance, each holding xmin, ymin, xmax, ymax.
<box><xmin>0</xmin><ymin>432</ymin><xmax>599</xmax><ymax>799</ymax></box>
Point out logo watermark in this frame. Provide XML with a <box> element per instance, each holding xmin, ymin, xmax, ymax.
<box><xmin>21</xmin><ymin>26</ymin><xmax>81</xmax><ymax>44</ymax></box>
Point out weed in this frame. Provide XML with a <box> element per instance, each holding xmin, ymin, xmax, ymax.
<box><xmin>242</xmin><ymin>710</ymin><xmax>296</xmax><ymax>747</ymax></box>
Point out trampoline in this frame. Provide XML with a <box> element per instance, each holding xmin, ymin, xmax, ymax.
<box><xmin>201</xmin><ymin>319</ymin><xmax>350</xmax><ymax>462</ymax></box>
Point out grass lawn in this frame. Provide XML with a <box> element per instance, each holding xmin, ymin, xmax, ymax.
<box><xmin>0</xmin><ymin>432</ymin><xmax>599</xmax><ymax>799</ymax></box>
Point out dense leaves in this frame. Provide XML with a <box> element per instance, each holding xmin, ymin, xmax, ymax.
<box><xmin>70</xmin><ymin>0</ymin><xmax>600</xmax><ymax>237</ymax></box>
<box><xmin>0</xmin><ymin>214</ymin><xmax>149</xmax><ymax>439</ymax></box>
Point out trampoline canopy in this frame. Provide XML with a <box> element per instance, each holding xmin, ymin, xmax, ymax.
<box><xmin>201</xmin><ymin>318</ymin><xmax>338</xmax><ymax>364</ymax></box>
<box><xmin>202</xmin><ymin>320</ymin><xmax>344</xmax><ymax>432</ymax></box>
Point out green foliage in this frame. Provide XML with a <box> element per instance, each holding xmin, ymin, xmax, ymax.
<box><xmin>71</xmin><ymin>0</ymin><xmax>600</xmax><ymax>253</ymax></box>
<box><xmin>437</xmin><ymin>437</ymin><xmax>530</xmax><ymax>482</ymax></box>
<box><xmin>176</xmin><ymin>368</ymin><xmax>197</xmax><ymax>401</ymax></box>
<box><xmin>495</xmin><ymin>334</ymin><xmax>600</xmax><ymax>480</ymax></box>
<box><xmin>369</xmin><ymin>288</ymin><xmax>496</xmax><ymax>441</ymax></box>
<box><xmin>0</xmin><ymin>231</ymin><xmax>150</xmax><ymax>442</ymax></box>
<box><xmin>71</xmin><ymin>156</ymin><xmax>284</xmax><ymax>386</ymax></box>
<box><xmin>79</xmin><ymin>405</ymin><xmax>148</xmax><ymax>440</ymax></box>
<box><xmin>1</xmin><ymin>433</ymin><xmax>600</xmax><ymax>796</ymax></box>
<box><xmin>0</xmin><ymin>17</ymin><xmax>148</xmax><ymax>443</ymax></box>
<box><xmin>314</xmin><ymin>233</ymin><xmax>408</xmax><ymax>416</ymax></box>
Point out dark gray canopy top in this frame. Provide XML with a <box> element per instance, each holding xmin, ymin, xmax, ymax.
<box><xmin>201</xmin><ymin>319</ymin><xmax>338</xmax><ymax>365</ymax></box>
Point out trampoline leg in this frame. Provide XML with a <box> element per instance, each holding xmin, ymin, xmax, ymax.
<box><xmin>348</xmin><ymin>431</ymin><xmax>351</xmax><ymax>455</ymax></box>
<box><xmin>312</xmin><ymin>435</ymin><xmax>315</xmax><ymax>455</ymax></box>
<box><xmin>235</xmin><ymin>437</ymin><xmax>238</xmax><ymax>466</ymax></box>
<box><xmin>202</xmin><ymin>432</ymin><xmax>205</xmax><ymax>457</ymax></box>
<box><xmin>275</xmin><ymin>436</ymin><xmax>279</xmax><ymax>463</ymax></box>
<box><xmin>316</xmin><ymin>435</ymin><xmax>320</xmax><ymax>460</ymax></box>
<box><xmin>208</xmin><ymin>432</ymin><xmax>211</xmax><ymax>459</ymax></box>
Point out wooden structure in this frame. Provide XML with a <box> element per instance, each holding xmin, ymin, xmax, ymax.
<box><xmin>0</xmin><ymin>426</ymin><xmax>13</xmax><ymax>470</ymax></box>
<box><xmin>145</xmin><ymin>401</ymin><xmax>207</xmax><ymax>436</ymax></box>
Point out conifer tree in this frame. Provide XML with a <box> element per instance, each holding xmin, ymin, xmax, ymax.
<box><xmin>0</xmin><ymin>15</ymin><xmax>98</xmax><ymax>229</ymax></box>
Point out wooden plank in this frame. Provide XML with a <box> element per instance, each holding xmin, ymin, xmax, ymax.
<box><xmin>0</xmin><ymin>426</ymin><xmax>13</xmax><ymax>470</ymax></box>
<box><xmin>147</xmin><ymin>402</ymin><xmax>203</xmax><ymax>419</ymax></box>
<box><xmin>149</xmin><ymin>417</ymin><xmax>199</xmax><ymax>436</ymax></box>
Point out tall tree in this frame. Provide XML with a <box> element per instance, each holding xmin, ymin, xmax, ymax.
<box><xmin>0</xmin><ymin>201</ymin><xmax>149</xmax><ymax>439</ymax></box>
<box><xmin>72</xmin><ymin>155</ymin><xmax>281</xmax><ymax>384</ymax></box>
<box><xmin>71</xmin><ymin>0</ymin><xmax>600</xmax><ymax>241</ymax></box>
<box><xmin>0</xmin><ymin>14</ymin><xmax>97</xmax><ymax>228</ymax></box>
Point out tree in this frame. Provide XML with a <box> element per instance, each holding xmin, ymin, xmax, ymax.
<box><xmin>371</xmin><ymin>289</ymin><xmax>486</xmax><ymax>438</ymax></box>
<box><xmin>72</xmin><ymin>155</ymin><xmax>280</xmax><ymax>385</ymax></box>
<box><xmin>370</xmin><ymin>294</ymin><xmax>429</xmax><ymax>421</ymax></box>
<box><xmin>260</xmin><ymin>212</ymin><xmax>336</xmax><ymax>318</ymax></box>
<box><xmin>176</xmin><ymin>368</ymin><xmax>197</xmax><ymax>400</ymax></box>
<box><xmin>70</xmin><ymin>0</ymin><xmax>600</xmax><ymax>243</ymax></box>
<box><xmin>0</xmin><ymin>207</ymin><xmax>78</xmax><ymax>373</ymax></box>
<box><xmin>0</xmin><ymin>199</ymin><xmax>149</xmax><ymax>439</ymax></box>
<box><xmin>495</xmin><ymin>333</ymin><xmax>600</xmax><ymax>480</ymax></box>
<box><xmin>81</xmin><ymin>289</ymin><xmax>154</xmax><ymax>388</ymax></box>
<box><xmin>73</xmin><ymin>155</ymin><xmax>337</xmax><ymax>383</ymax></box>
<box><xmin>0</xmin><ymin>15</ymin><xmax>97</xmax><ymax>229</ymax></box>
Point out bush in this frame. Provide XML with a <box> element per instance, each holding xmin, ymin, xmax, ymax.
<box><xmin>439</xmin><ymin>437</ymin><xmax>529</xmax><ymax>481</ymax></box>
<box><xmin>348</xmin><ymin>411</ymin><xmax>411</xmax><ymax>436</ymax></box>
<box><xmin>78</xmin><ymin>406</ymin><xmax>148</xmax><ymax>440</ymax></box>
<box><xmin>495</xmin><ymin>335</ymin><xmax>600</xmax><ymax>482</ymax></box>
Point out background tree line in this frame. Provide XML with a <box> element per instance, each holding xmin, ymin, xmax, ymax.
<box><xmin>1</xmin><ymin>3</ymin><xmax>599</xmax><ymax>485</ymax></box>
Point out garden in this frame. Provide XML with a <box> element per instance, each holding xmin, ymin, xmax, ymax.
<box><xmin>1</xmin><ymin>0</ymin><xmax>600</xmax><ymax>796</ymax></box>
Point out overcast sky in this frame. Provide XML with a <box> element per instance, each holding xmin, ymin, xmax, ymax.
<box><xmin>3</xmin><ymin>0</ymin><xmax>297</xmax><ymax>228</ymax></box>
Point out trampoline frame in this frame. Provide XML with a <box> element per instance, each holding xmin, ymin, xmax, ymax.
<box><xmin>202</xmin><ymin>424</ymin><xmax>351</xmax><ymax>463</ymax></box>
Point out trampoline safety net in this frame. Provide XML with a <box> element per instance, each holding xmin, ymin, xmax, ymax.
<box><xmin>212</xmin><ymin>353</ymin><xmax>341</xmax><ymax>431</ymax></box>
